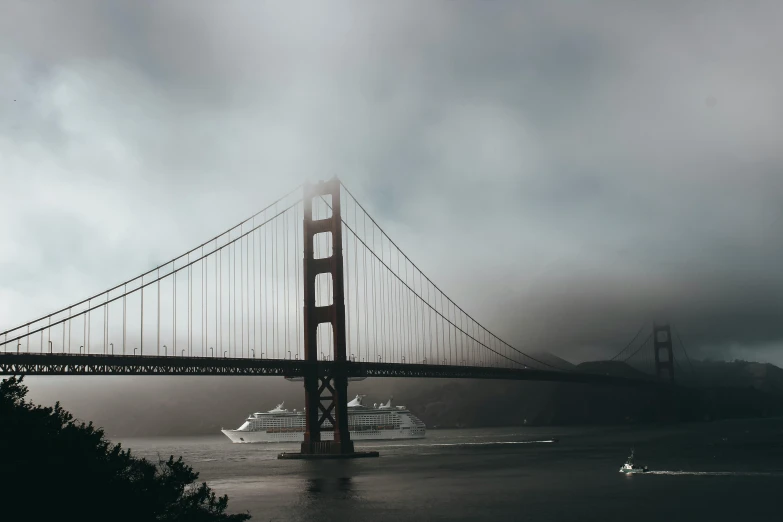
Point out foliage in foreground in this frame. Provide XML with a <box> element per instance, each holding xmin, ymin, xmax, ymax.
<box><xmin>0</xmin><ymin>376</ymin><xmax>250</xmax><ymax>522</ymax></box>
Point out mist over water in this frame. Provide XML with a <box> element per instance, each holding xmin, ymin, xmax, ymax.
<box><xmin>119</xmin><ymin>419</ymin><xmax>783</xmax><ymax>521</ymax></box>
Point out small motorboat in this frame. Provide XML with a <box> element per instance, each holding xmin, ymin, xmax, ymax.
<box><xmin>619</xmin><ymin>448</ymin><xmax>648</xmax><ymax>474</ymax></box>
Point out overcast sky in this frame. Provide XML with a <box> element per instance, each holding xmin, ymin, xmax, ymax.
<box><xmin>2</xmin><ymin>1</ymin><xmax>782</xmax><ymax>365</ymax></box>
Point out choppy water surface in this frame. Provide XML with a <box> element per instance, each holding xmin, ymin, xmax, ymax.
<box><xmin>120</xmin><ymin>418</ymin><xmax>783</xmax><ymax>521</ymax></box>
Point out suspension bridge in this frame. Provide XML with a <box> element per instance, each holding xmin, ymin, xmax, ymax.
<box><xmin>0</xmin><ymin>178</ymin><xmax>683</xmax><ymax>456</ymax></box>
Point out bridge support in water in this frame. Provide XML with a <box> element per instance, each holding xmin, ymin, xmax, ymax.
<box><xmin>291</xmin><ymin>178</ymin><xmax>374</xmax><ymax>458</ymax></box>
<box><xmin>653</xmin><ymin>323</ymin><xmax>674</xmax><ymax>383</ymax></box>
<box><xmin>653</xmin><ymin>322</ymin><xmax>677</xmax><ymax>422</ymax></box>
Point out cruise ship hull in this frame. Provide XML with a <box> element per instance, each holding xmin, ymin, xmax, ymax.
<box><xmin>222</xmin><ymin>396</ymin><xmax>426</xmax><ymax>443</ymax></box>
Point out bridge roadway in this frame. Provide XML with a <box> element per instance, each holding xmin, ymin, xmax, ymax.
<box><xmin>0</xmin><ymin>353</ymin><xmax>654</xmax><ymax>388</ymax></box>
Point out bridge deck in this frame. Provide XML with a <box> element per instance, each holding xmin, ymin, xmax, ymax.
<box><xmin>0</xmin><ymin>353</ymin><xmax>654</xmax><ymax>387</ymax></box>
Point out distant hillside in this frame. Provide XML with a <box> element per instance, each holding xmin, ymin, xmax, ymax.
<box><xmin>577</xmin><ymin>360</ymin><xmax>655</xmax><ymax>381</ymax></box>
<box><xmin>527</xmin><ymin>352</ymin><xmax>579</xmax><ymax>371</ymax></box>
<box><xmin>625</xmin><ymin>359</ymin><xmax>783</xmax><ymax>394</ymax></box>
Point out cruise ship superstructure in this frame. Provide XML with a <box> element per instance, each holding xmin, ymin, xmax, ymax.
<box><xmin>221</xmin><ymin>395</ymin><xmax>426</xmax><ymax>443</ymax></box>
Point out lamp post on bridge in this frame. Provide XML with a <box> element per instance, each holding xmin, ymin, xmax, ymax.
<box><xmin>181</xmin><ymin>349</ymin><xmax>185</xmax><ymax>357</ymax></box>
<box><xmin>163</xmin><ymin>345</ymin><xmax>167</xmax><ymax>357</ymax></box>
<box><xmin>133</xmin><ymin>347</ymin><xmax>137</xmax><ymax>356</ymax></box>
<box><xmin>223</xmin><ymin>350</ymin><xmax>227</xmax><ymax>358</ymax></box>
<box><xmin>79</xmin><ymin>345</ymin><xmax>84</xmax><ymax>354</ymax></box>
<box><xmin>49</xmin><ymin>341</ymin><xmax>52</xmax><ymax>353</ymax></box>
<box><xmin>17</xmin><ymin>343</ymin><xmax>21</xmax><ymax>354</ymax></box>
<box><xmin>251</xmin><ymin>349</ymin><xmax>255</xmax><ymax>358</ymax></box>
<box><xmin>110</xmin><ymin>343</ymin><xmax>113</xmax><ymax>355</ymax></box>
<box><xmin>210</xmin><ymin>347</ymin><xmax>213</xmax><ymax>357</ymax></box>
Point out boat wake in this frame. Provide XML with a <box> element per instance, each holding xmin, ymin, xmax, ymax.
<box><xmin>360</xmin><ymin>440</ymin><xmax>557</xmax><ymax>449</ymax></box>
<box><xmin>645</xmin><ymin>470</ymin><xmax>783</xmax><ymax>477</ymax></box>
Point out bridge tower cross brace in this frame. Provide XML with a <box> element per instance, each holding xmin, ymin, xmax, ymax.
<box><xmin>301</xmin><ymin>178</ymin><xmax>354</xmax><ymax>455</ymax></box>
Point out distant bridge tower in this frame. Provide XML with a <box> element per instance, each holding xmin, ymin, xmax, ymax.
<box><xmin>653</xmin><ymin>322</ymin><xmax>674</xmax><ymax>383</ymax></box>
<box><xmin>301</xmin><ymin>178</ymin><xmax>353</xmax><ymax>455</ymax></box>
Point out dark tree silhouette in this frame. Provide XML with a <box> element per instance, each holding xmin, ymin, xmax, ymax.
<box><xmin>0</xmin><ymin>376</ymin><xmax>250</xmax><ymax>522</ymax></box>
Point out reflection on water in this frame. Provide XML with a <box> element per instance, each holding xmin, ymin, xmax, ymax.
<box><xmin>304</xmin><ymin>477</ymin><xmax>354</xmax><ymax>498</ymax></box>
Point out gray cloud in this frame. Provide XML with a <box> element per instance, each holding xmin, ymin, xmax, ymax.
<box><xmin>2</xmin><ymin>1</ymin><xmax>782</xmax><ymax>366</ymax></box>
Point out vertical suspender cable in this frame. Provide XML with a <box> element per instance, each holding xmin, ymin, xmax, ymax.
<box><xmin>245</xmin><ymin>232</ymin><xmax>249</xmax><ymax>357</ymax></box>
<box><xmin>284</xmin><ymin>210</ymin><xmax>289</xmax><ymax>358</ymax></box>
<box><xmin>122</xmin><ymin>289</ymin><xmax>125</xmax><ymax>354</ymax></box>
<box><xmin>234</xmin><ymin>237</ymin><xmax>238</xmax><ymax>357</ymax></box>
<box><xmin>258</xmin><ymin>221</ymin><xmax>266</xmax><ymax>352</ymax></box>
<box><xmin>215</xmin><ymin>240</ymin><xmax>218</xmax><ymax>356</ymax></box>
<box><xmin>427</xmin><ymin>279</ymin><xmax>433</xmax><ymax>364</ymax></box>
<box><xmin>295</xmin><ymin>203</ymin><xmax>301</xmax><ymax>359</ymax></box>
<box><xmin>87</xmin><ymin>299</ymin><xmax>91</xmax><ymax>354</ymax></box>
<box><xmin>390</xmin><ymin>238</ymin><xmax>397</xmax><ymax>362</ymax></box>
<box><xmin>405</xmin><ymin>261</ymin><xmax>413</xmax><ymax>364</ymax></box>
<box><xmin>264</xmin><ymin>217</ymin><xmax>267</xmax><ymax>357</ymax></box>
<box><xmin>139</xmin><ymin>286</ymin><xmax>143</xmax><ymax>355</ymax></box>
<box><xmin>419</xmin><ymin>271</ymin><xmax>425</xmax><ymax>364</ymax></box>
<box><xmin>157</xmin><ymin>269</ymin><xmax>160</xmax><ymax>355</ymax></box>
<box><xmin>441</xmin><ymin>292</ymin><xmax>447</xmax><ymax>364</ymax></box>
<box><xmin>371</xmin><ymin>222</ymin><xmax>378</xmax><ymax>360</ymax></box>
<box><xmin>381</xmin><ymin>234</ymin><xmax>388</xmax><ymax>362</ymax></box>
<box><xmin>241</xmin><ymin>233</ymin><xmax>244</xmax><ymax>358</ymax></box>
<box><xmin>413</xmin><ymin>262</ymin><xmax>420</xmax><ymax>364</ymax></box>
<box><xmin>395</xmin><ymin>250</ymin><xmax>401</xmax><ymax>363</ymax></box>
<box><xmin>188</xmin><ymin>262</ymin><xmax>192</xmax><ymax>356</ymax></box>
<box><xmin>173</xmin><ymin>268</ymin><xmax>176</xmax><ymax>356</ymax></box>
<box><xmin>353</xmin><ymin>199</ymin><xmax>359</xmax><ymax>362</ymax></box>
<box><xmin>219</xmin><ymin>247</ymin><xmax>223</xmax><ymax>356</ymax></box>
<box><xmin>273</xmin><ymin>208</ymin><xmax>277</xmax><ymax>358</ymax></box>
<box><xmin>362</xmin><ymin>211</ymin><xmax>368</xmax><ymax>362</ymax></box>
<box><xmin>204</xmin><ymin>250</ymin><xmax>207</xmax><ymax>357</ymax></box>
<box><xmin>253</xmin><ymin>221</ymin><xmax>256</xmax><ymax>357</ymax></box>
<box><xmin>230</xmin><ymin>234</ymin><xmax>236</xmax><ymax>357</ymax></box>
<box><xmin>345</xmin><ymin>200</ymin><xmax>351</xmax><ymax>359</ymax></box>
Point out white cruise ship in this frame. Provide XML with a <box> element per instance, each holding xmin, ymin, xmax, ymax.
<box><xmin>221</xmin><ymin>395</ymin><xmax>426</xmax><ymax>443</ymax></box>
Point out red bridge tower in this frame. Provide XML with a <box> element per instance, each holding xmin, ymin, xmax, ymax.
<box><xmin>300</xmin><ymin>178</ymin><xmax>354</xmax><ymax>455</ymax></box>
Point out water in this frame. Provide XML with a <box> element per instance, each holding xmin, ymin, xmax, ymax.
<box><xmin>119</xmin><ymin>418</ymin><xmax>783</xmax><ymax>521</ymax></box>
